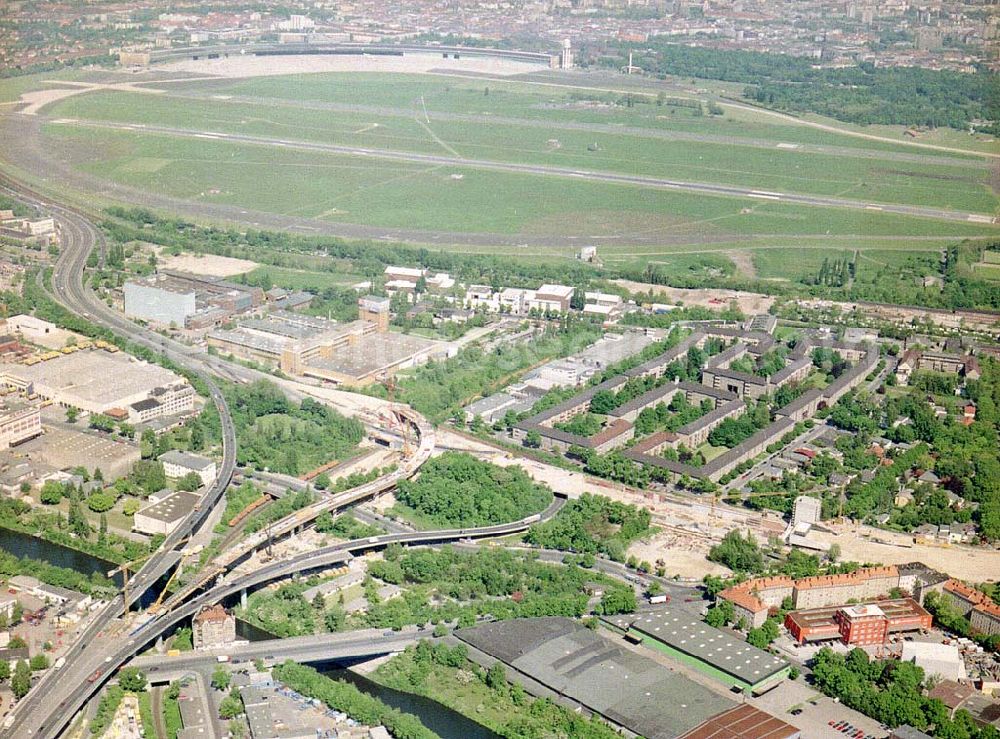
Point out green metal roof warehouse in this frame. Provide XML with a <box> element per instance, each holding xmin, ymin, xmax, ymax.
<box><xmin>607</xmin><ymin>610</ymin><xmax>790</xmax><ymax>694</ymax></box>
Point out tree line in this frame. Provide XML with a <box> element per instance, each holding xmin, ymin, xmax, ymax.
<box><xmin>609</xmin><ymin>41</ymin><xmax>995</xmax><ymax>130</ymax></box>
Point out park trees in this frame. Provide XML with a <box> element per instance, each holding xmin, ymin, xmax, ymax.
<box><xmin>395</xmin><ymin>452</ymin><xmax>553</xmax><ymax>527</ymax></box>
<box><xmin>118</xmin><ymin>667</ymin><xmax>146</xmax><ymax>692</ymax></box>
<box><xmin>705</xmin><ymin>600</ymin><xmax>734</xmax><ymax>628</ymax></box>
<box><xmin>708</xmin><ymin>530</ymin><xmax>764</xmax><ymax>573</ymax></box>
<box><xmin>211</xmin><ymin>666</ymin><xmax>231</xmax><ymax>691</ymax></box>
<box><xmin>11</xmin><ymin>660</ymin><xmax>30</xmax><ymax>699</ymax></box>
<box><xmin>525</xmin><ymin>493</ymin><xmax>652</xmax><ymax>561</ymax></box>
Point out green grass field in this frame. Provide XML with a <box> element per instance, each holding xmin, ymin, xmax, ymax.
<box><xmin>169</xmin><ymin>72</ymin><xmax>988</xmax><ymax>156</ymax></box>
<box><xmin>42</xmin><ymin>123</ymin><xmax>999</xmax><ymax>242</ymax></box>
<box><xmin>45</xmin><ymin>87</ymin><xmax>998</xmax><ymax>213</ymax></box>
<box><xmin>4</xmin><ymin>66</ymin><xmax>992</xmax><ymax>279</ymax></box>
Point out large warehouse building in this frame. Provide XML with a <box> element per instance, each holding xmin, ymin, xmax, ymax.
<box><xmin>457</xmin><ymin>617</ymin><xmax>799</xmax><ymax>739</ymax></box>
<box><xmin>0</xmin><ymin>349</ymin><xmax>195</xmax><ymax>421</ymax></box>
<box><xmin>208</xmin><ymin>306</ymin><xmax>446</xmax><ymax>386</ymax></box>
<box><xmin>606</xmin><ymin>610</ymin><xmax>790</xmax><ymax>695</ymax></box>
<box><xmin>123</xmin><ymin>271</ymin><xmax>264</xmax><ymax>328</ymax></box>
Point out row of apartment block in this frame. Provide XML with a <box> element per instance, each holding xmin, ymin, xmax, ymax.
<box><xmin>720</xmin><ymin>562</ymin><xmax>949</xmax><ymax>629</ymax></box>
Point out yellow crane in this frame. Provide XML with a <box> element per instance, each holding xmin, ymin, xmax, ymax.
<box><xmin>106</xmin><ymin>554</ymin><xmax>151</xmax><ymax>619</ymax></box>
<box><xmin>147</xmin><ymin>548</ymin><xmax>194</xmax><ymax>615</ymax></box>
<box><xmin>107</xmin><ymin>537</ymin><xmax>190</xmax><ymax>618</ymax></box>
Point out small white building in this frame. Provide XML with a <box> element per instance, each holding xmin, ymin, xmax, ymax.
<box><xmin>465</xmin><ymin>285</ymin><xmax>498</xmax><ymax>311</ymax></box>
<box><xmin>8</xmin><ymin>575</ymin><xmax>77</xmax><ymax>605</ymax></box>
<box><xmin>901</xmin><ymin>641</ymin><xmax>966</xmax><ymax>682</ymax></box>
<box><xmin>499</xmin><ymin>288</ymin><xmax>531</xmax><ymax>314</ymax></box>
<box><xmin>158</xmin><ymin>450</ymin><xmax>216</xmax><ymax>487</ymax></box>
<box><xmin>133</xmin><ymin>490</ymin><xmax>201</xmax><ymax>536</ymax></box>
<box><xmin>792</xmin><ymin>495</ymin><xmax>822</xmax><ymax>528</ymax></box>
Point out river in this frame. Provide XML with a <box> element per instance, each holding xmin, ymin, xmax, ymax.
<box><xmin>0</xmin><ymin>526</ymin><xmax>122</xmax><ymax>584</ymax></box>
<box><xmin>236</xmin><ymin>620</ymin><xmax>499</xmax><ymax>739</ymax></box>
<box><xmin>0</xmin><ymin>531</ymin><xmax>498</xmax><ymax>739</ymax></box>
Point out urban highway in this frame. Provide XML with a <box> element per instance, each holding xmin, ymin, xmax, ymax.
<box><xmin>0</xmin><ymin>177</ymin><xmax>678</xmax><ymax>739</ymax></box>
<box><xmin>0</xmin><ymin>178</ymin><xmax>241</xmax><ymax>739</ymax></box>
<box><xmin>48</xmin><ymin>119</ymin><xmax>999</xmax><ymax>226</ymax></box>
<box><xmin>17</xmin><ymin>496</ymin><xmax>567</xmax><ymax>738</ymax></box>
<box><xmin>131</xmin><ymin>629</ymin><xmax>426</xmax><ymax>676</ymax></box>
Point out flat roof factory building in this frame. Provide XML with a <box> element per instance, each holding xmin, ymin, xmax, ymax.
<box><xmin>457</xmin><ymin>617</ymin><xmax>799</xmax><ymax>739</ymax></box>
<box><xmin>784</xmin><ymin>598</ymin><xmax>932</xmax><ymax>646</ymax></box>
<box><xmin>124</xmin><ymin>271</ymin><xmax>264</xmax><ymax>328</ymax></box>
<box><xmin>0</xmin><ymin>349</ymin><xmax>194</xmax><ymax>420</ymax></box>
<box><xmin>133</xmin><ymin>490</ymin><xmax>201</xmax><ymax>536</ymax></box>
<box><xmin>606</xmin><ymin>610</ymin><xmax>791</xmax><ymax>695</ymax></box>
<box><xmin>208</xmin><ymin>309</ymin><xmax>446</xmax><ymax>386</ymax></box>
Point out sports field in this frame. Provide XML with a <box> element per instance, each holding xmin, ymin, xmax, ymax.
<box><xmin>4</xmin><ymin>65</ymin><xmax>998</xmax><ymax>270</ymax></box>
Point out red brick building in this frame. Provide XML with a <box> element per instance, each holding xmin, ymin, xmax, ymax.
<box><xmin>785</xmin><ymin>598</ymin><xmax>932</xmax><ymax>646</ymax></box>
<box><xmin>836</xmin><ymin>604</ymin><xmax>891</xmax><ymax>645</ymax></box>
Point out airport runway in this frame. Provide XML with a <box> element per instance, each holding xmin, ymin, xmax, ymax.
<box><xmin>1</xmin><ymin>114</ymin><xmax>994</xmax><ymax>251</ymax></box>
<box><xmin>43</xmin><ymin>117</ymin><xmax>999</xmax><ymax>226</ymax></box>
<box><xmin>136</xmin><ymin>85</ymin><xmax>991</xmax><ymax>171</ymax></box>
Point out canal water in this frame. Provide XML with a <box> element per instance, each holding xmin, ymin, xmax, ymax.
<box><xmin>236</xmin><ymin>620</ymin><xmax>499</xmax><ymax>739</ymax></box>
<box><xmin>0</xmin><ymin>527</ymin><xmax>121</xmax><ymax>583</ymax></box>
<box><xmin>0</xmin><ymin>531</ymin><xmax>499</xmax><ymax>739</ymax></box>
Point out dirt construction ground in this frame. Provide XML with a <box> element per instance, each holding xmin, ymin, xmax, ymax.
<box><xmin>155</xmin><ymin>250</ymin><xmax>258</xmax><ymax>277</ymax></box>
<box><xmin>813</xmin><ymin>526</ymin><xmax>1000</xmax><ymax>582</ymax></box>
<box><xmin>613</xmin><ymin>279</ymin><xmax>776</xmax><ymax>314</ymax></box>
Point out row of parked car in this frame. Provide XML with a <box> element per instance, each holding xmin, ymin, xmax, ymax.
<box><xmin>829</xmin><ymin>719</ymin><xmax>878</xmax><ymax>738</ymax></box>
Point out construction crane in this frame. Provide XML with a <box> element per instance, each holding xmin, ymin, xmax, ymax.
<box><xmin>147</xmin><ymin>545</ymin><xmax>194</xmax><ymax>614</ymax></box>
<box><xmin>381</xmin><ymin>376</ymin><xmax>411</xmax><ymax>455</ymax></box>
<box><xmin>106</xmin><ymin>554</ymin><xmax>150</xmax><ymax>619</ymax></box>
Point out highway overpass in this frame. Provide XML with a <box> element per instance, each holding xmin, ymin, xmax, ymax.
<box><xmin>132</xmin><ymin>629</ymin><xmax>423</xmax><ymax>676</ymax></box>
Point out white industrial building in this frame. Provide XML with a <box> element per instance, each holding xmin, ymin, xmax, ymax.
<box><xmin>159</xmin><ymin>450</ymin><xmax>216</xmax><ymax>487</ymax></box>
<box><xmin>0</xmin><ymin>403</ymin><xmax>41</xmax><ymax>448</ymax></box>
<box><xmin>0</xmin><ymin>349</ymin><xmax>195</xmax><ymax>420</ymax></box>
<box><xmin>124</xmin><ymin>275</ymin><xmax>197</xmax><ymax>326</ymax></box>
<box><xmin>901</xmin><ymin>641</ymin><xmax>966</xmax><ymax>682</ymax></box>
<box><xmin>133</xmin><ymin>490</ymin><xmax>201</xmax><ymax>536</ymax></box>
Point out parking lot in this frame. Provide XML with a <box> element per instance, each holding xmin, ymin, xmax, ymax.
<box><xmin>750</xmin><ymin>679</ymin><xmax>887</xmax><ymax>739</ymax></box>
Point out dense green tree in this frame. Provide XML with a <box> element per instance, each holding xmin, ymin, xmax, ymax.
<box><xmin>705</xmin><ymin>600</ymin><xmax>734</xmax><ymax>628</ymax></box>
<box><xmin>11</xmin><ymin>660</ymin><xmax>30</xmax><ymax>699</ymax></box>
<box><xmin>211</xmin><ymin>666</ymin><xmax>230</xmax><ymax>691</ymax></box>
<box><xmin>117</xmin><ymin>666</ymin><xmax>145</xmax><ymax>692</ymax></box>
<box><xmin>525</xmin><ymin>493</ymin><xmax>651</xmax><ymax>561</ymax></box>
<box><xmin>395</xmin><ymin>452</ymin><xmax>552</xmax><ymax>527</ymax></box>
<box><xmin>175</xmin><ymin>472</ymin><xmax>203</xmax><ymax>492</ymax></box>
<box><xmin>708</xmin><ymin>530</ymin><xmax>764</xmax><ymax>573</ymax></box>
<box><xmin>598</xmin><ymin>588</ymin><xmax>637</xmax><ymax>615</ymax></box>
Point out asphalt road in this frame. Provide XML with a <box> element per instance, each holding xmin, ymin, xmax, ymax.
<box><xmin>132</xmin><ymin>629</ymin><xmax>425</xmax><ymax>673</ymax></box>
<box><xmin>49</xmin><ymin>118</ymin><xmax>997</xmax><ymax>226</ymax></box>
<box><xmin>9</xmin><ymin>455</ymin><xmax>566</xmax><ymax>739</ymax></box>
<box><xmin>0</xmin><ymin>181</ymin><xmax>236</xmax><ymax>739</ymax></box>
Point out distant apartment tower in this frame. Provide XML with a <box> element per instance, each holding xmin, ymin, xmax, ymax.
<box><xmin>358</xmin><ymin>295</ymin><xmax>391</xmax><ymax>333</ymax></box>
<box><xmin>193</xmin><ymin>604</ymin><xmax>236</xmax><ymax>649</ymax></box>
<box><xmin>561</xmin><ymin>39</ymin><xmax>573</xmax><ymax>68</ymax></box>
